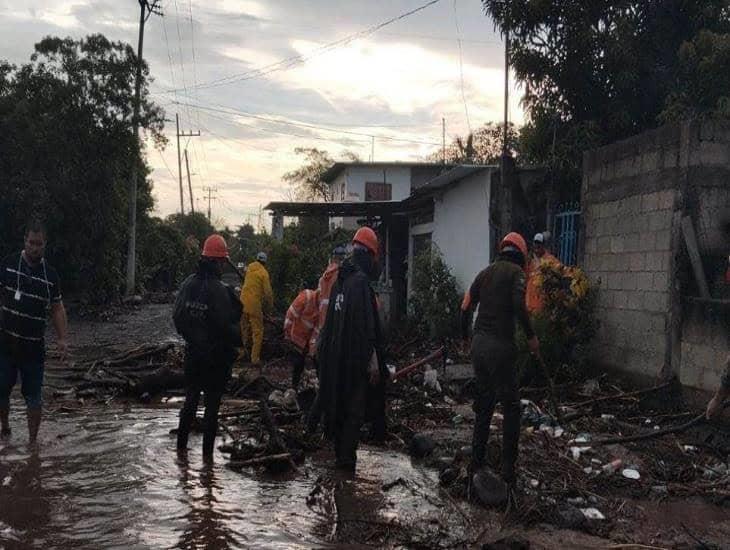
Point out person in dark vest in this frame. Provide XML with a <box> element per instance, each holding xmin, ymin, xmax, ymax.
<box><xmin>461</xmin><ymin>232</ymin><xmax>540</xmax><ymax>489</ymax></box>
<box><xmin>0</xmin><ymin>219</ymin><xmax>68</xmax><ymax>443</ymax></box>
<box><xmin>317</xmin><ymin>227</ymin><xmax>387</xmax><ymax>471</ymax></box>
<box><xmin>174</xmin><ymin>234</ymin><xmax>242</xmax><ymax>460</ymax></box>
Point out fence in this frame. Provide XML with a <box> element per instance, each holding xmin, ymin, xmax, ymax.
<box><xmin>553</xmin><ymin>202</ymin><xmax>581</xmax><ymax>265</ymax></box>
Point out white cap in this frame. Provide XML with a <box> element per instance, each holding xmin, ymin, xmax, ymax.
<box><xmin>256</xmin><ymin>251</ymin><xmax>268</xmax><ymax>263</ymax></box>
<box><xmin>533</xmin><ymin>233</ymin><xmax>545</xmax><ymax>243</ymax></box>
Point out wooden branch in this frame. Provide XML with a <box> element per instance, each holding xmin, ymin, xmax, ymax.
<box><xmin>568</xmin><ymin>381</ymin><xmax>672</xmax><ymax>409</ymax></box>
<box><xmin>228</xmin><ymin>453</ymin><xmax>291</xmax><ymax>468</ymax></box>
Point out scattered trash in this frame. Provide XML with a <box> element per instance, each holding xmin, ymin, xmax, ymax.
<box><xmin>573</xmin><ymin>433</ymin><xmax>591</xmax><ymax>444</ymax></box>
<box><xmin>554</xmin><ymin>427</ymin><xmax>565</xmax><ymax>438</ymax></box>
<box><xmin>423</xmin><ymin>368</ymin><xmax>442</xmax><ymax>393</ymax></box>
<box><xmin>529</xmin><ymin>478</ymin><xmax>540</xmax><ymax>489</ymax></box>
<box><xmin>651</xmin><ymin>485</ymin><xmax>668</xmax><ymax>494</ymax></box>
<box><xmin>452</xmin><ymin>414</ymin><xmax>464</xmax><ymax>424</ymax></box>
<box><xmin>443</xmin><ymin>395</ymin><xmax>455</xmax><ymax>405</ymax></box>
<box><xmin>580</xmin><ymin>507</ymin><xmax>605</xmax><ymax>520</ymax></box>
<box><xmin>570</xmin><ymin>446</ymin><xmax>591</xmax><ymax>460</ymax></box>
<box><xmin>602</xmin><ymin>459</ymin><xmax>623</xmax><ymax>474</ymax></box>
<box><xmin>539</xmin><ymin>424</ymin><xmax>554</xmax><ymax>437</ymax></box>
<box><xmin>583</xmin><ymin>467</ymin><xmax>593</xmax><ymax>474</ymax></box>
<box><xmin>683</xmin><ymin>445</ymin><xmax>698</xmax><ymax>452</ymax></box>
<box><xmin>387</xmin><ymin>364</ymin><xmax>397</xmax><ymax>377</ymax></box>
<box><xmin>567</xmin><ymin>496</ymin><xmax>586</xmax><ymax>506</ymax></box>
<box><xmin>267</xmin><ymin>390</ymin><xmax>286</xmax><ymax>408</ymax></box>
<box><xmin>282</xmin><ymin>388</ymin><xmax>299</xmax><ymax>411</ymax></box>
<box><xmin>581</xmin><ymin>379</ymin><xmax>600</xmax><ymax>395</ymax></box>
<box><xmin>600</xmin><ymin>414</ymin><xmax>615</xmax><ymax>421</ymax></box>
<box><xmin>621</xmin><ymin>468</ymin><xmax>640</xmax><ymax>480</ymax></box>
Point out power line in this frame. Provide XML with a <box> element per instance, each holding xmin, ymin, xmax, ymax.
<box><xmin>163</xmin><ymin>0</ymin><xmax>444</xmax><ymax>93</ymax></box>
<box><xmin>171</xmin><ymin>99</ymin><xmax>443</xmax><ymax>146</ymax></box>
<box><xmin>172</xmin><ymin>0</ymin><xmax>193</xmax><ymax>127</ymax></box>
<box><xmin>453</xmin><ymin>0</ymin><xmax>471</xmax><ymax>133</ymax></box>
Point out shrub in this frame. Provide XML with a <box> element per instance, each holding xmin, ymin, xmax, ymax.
<box><xmin>408</xmin><ymin>248</ymin><xmax>462</xmax><ymax>340</ymax></box>
<box><xmin>517</xmin><ymin>262</ymin><xmax>599</xmax><ymax>382</ymax></box>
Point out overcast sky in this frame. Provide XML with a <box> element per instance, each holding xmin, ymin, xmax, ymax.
<box><xmin>0</xmin><ymin>0</ymin><xmax>521</xmax><ymax>229</ymax></box>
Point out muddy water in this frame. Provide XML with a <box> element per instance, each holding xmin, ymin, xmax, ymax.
<box><xmin>0</xmin><ymin>401</ymin><xmax>474</xmax><ymax>549</ymax></box>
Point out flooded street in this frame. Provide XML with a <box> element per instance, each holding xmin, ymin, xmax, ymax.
<box><xmin>0</xmin><ymin>400</ymin><xmax>476</xmax><ymax>549</ymax></box>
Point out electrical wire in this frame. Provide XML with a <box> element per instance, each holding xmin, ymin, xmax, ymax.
<box><xmin>453</xmin><ymin>0</ymin><xmax>471</xmax><ymax>133</ymax></box>
<box><xmin>163</xmin><ymin>0</ymin><xmax>444</xmax><ymax>93</ymax></box>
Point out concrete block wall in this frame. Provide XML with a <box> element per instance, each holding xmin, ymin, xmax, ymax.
<box><xmin>582</xmin><ymin>119</ymin><xmax>730</xmax><ymax>391</ymax></box>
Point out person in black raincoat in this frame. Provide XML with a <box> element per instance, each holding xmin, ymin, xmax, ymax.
<box><xmin>317</xmin><ymin>227</ymin><xmax>387</xmax><ymax>471</ymax></box>
<box><xmin>173</xmin><ymin>234</ymin><xmax>242</xmax><ymax>460</ymax></box>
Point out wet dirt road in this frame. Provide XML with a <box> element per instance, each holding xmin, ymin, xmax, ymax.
<box><xmin>0</xmin><ymin>401</ymin><xmax>486</xmax><ymax>549</ymax></box>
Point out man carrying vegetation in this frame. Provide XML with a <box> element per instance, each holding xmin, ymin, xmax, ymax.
<box><xmin>317</xmin><ymin>227</ymin><xmax>387</xmax><ymax>471</ymax></box>
<box><xmin>174</xmin><ymin>234</ymin><xmax>242</xmax><ymax>460</ymax></box>
<box><xmin>461</xmin><ymin>232</ymin><xmax>540</xmax><ymax>491</ymax></box>
<box><xmin>526</xmin><ymin>232</ymin><xmax>560</xmax><ymax>314</ymax></box>
<box><xmin>240</xmin><ymin>252</ymin><xmax>273</xmax><ymax>365</ymax></box>
<box><xmin>0</xmin><ymin>220</ymin><xmax>68</xmax><ymax>444</ymax></box>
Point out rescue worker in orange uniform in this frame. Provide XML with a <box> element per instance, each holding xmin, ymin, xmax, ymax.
<box><xmin>461</xmin><ymin>232</ymin><xmax>539</xmax><ymax>489</ymax></box>
<box><xmin>283</xmin><ymin>288</ymin><xmax>319</xmax><ymax>388</ymax></box>
<box><xmin>240</xmin><ymin>252</ymin><xmax>273</xmax><ymax>365</ymax></box>
<box><xmin>525</xmin><ymin>232</ymin><xmax>560</xmax><ymax>314</ymax></box>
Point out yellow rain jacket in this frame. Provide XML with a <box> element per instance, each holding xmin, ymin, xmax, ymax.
<box><xmin>240</xmin><ymin>261</ymin><xmax>273</xmax><ymax>363</ymax></box>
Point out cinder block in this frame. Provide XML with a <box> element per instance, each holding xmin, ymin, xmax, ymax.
<box><xmin>644</xmin><ymin>291</ymin><xmax>669</xmax><ymax>312</ymax></box>
<box><xmin>657</xmin><ymin>190</ymin><xmax>676</xmax><ymax>210</ymax></box>
<box><xmin>654</xmin><ymin>229</ymin><xmax>671</xmax><ymax>251</ymax></box>
<box><xmin>610</xmin><ymin>236</ymin><xmax>625</xmax><ymax>253</ymax></box>
<box><xmin>653</xmin><ymin>272</ymin><xmax>669</xmax><ymax>291</ymax></box>
<box><xmin>645</xmin><ymin>251</ymin><xmax>670</xmax><ymax>272</ymax></box>
<box><xmin>597</xmin><ymin>236</ymin><xmax>612</xmax><ymax>253</ymax></box>
<box><xmin>608</xmin><ymin>272</ymin><xmax>622</xmax><ymax>290</ymax></box>
<box><xmin>642</xmin><ymin>151</ymin><xmax>660</xmax><ymax>172</ymax></box>
<box><xmin>641</xmin><ymin>192</ymin><xmax>660</xmax><ymax>212</ymax></box>
<box><xmin>615</xmin><ymin>291</ymin><xmax>629</xmax><ymax>309</ymax></box>
<box><xmin>627</xmin><ymin>290</ymin><xmax>643</xmax><ymax>310</ymax></box>
<box><xmin>623</xmin><ymin>272</ymin><xmax>638</xmax><ymax>290</ymax></box>
<box><xmin>650</xmin><ymin>314</ymin><xmax>667</xmax><ymax>333</ymax></box>
<box><xmin>585</xmin><ymin>238</ymin><xmax>597</xmax><ymax>255</ymax></box>
<box><xmin>649</xmin><ymin>210</ymin><xmax>672</xmax><ymax>231</ymax></box>
<box><xmin>629</xmin><ymin>253</ymin><xmax>646</xmax><ymax>272</ymax></box>
<box><xmin>637</xmin><ymin>272</ymin><xmax>654</xmax><ymax>290</ymax></box>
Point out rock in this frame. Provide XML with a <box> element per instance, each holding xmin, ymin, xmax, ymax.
<box><xmin>457</xmin><ymin>445</ymin><xmax>472</xmax><ymax>459</ymax></box>
<box><xmin>423</xmin><ymin>368</ymin><xmax>442</xmax><ymax>392</ymax></box>
<box><xmin>555</xmin><ymin>504</ymin><xmax>585</xmax><ymax>528</ymax></box>
<box><xmin>482</xmin><ymin>535</ymin><xmax>530</xmax><ymax>550</ymax></box>
<box><xmin>651</xmin><ymin>485</ymin><xmax>668</xmax><ymax>495</ymax></box>
<box><xmin>439</xmin><ymin>466</ymin><xmax>460</xmax><ymax>485</ymax></box>
<box><xmin>409</xmin><ymin>433</ymin><xmax>436</xmax><ymax>458</ymax></box>
<box><xmin>471</xmin><ymin>469</ymin><xmax>508</xmax><ymax>507</ymax></box>
<box><xmin>268</xmin><ymin>390</ymin><xmax>285</xmax><ymax>407</ymax></box>
<box><xmin>580</xmin><ymin>507</ymin><xmax>605</xmax><ymax>520</ymax></box>
<box><xmin>282</xmin><ymin>388</ymin><xmax>299</xmax><ymax>411</ymax></box>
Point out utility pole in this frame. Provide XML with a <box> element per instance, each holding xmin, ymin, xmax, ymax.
<box><xmin>176</xmin><ymin>113</ymin><xmax>200</xmax><ymax>215</ymax></box>
<box><xmin>184</xmin><ymin>149</ymin><xmax>195</xmax><ymax>213</ymax></box>
<box><xmin>442</xmin><ymin>117</ymin><xmax>446</xmax><ymax>163</ymax></box>
<box><xmin>502</xmin><ymin>28</ymin><xmax>510</xmax><ymax>157</ymax></box>
<box><xmin>371</xmin><ymin>136</ymin><xmax>375</xmax><ymax>162</ymax></box>
<box><xmin>203</xmin><ymin>186</ymin><xmax>217</xmax><ymax>221</ymax></box>
<box><xmin>125</xmin><ymin>0</ymin><xmax>162</xmax><ymax>297</ymax></box>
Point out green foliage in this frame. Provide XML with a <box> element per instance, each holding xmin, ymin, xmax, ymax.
<box><xmin>282</xmin><ymin>147</ymin><xmax>360</xmax><ymax>202</ymax></box>
<box><xmin>483</xmin><ymin>0</ymin><xmax>730</xmax><ymax>195</ymax></box>
<box><xmin>136</xmin><ymin>216</ymin><xmax>199</xmax><ymax>291</ymax></box>
<box><xmin>661</xmin><ymin>30</ymin><xmax>730</xmax><ymax>122</ymax></box>
<box><xmin>428</xmin><ymin>122</ymin><xmax>521</xmax><ymax>164</ymax></box>
<box><xmin>408</xmin><ymin>248</ymin><xmax>462</xmax><ymax>340</ymax></box>
<box><xmin>0</xmin><ymin>34</ymin><xmax>165</xmax><ymax>302</ymax></box>
<box><xmin>516</xmin><ymin>263</ymin><xmax>599</xmax><ymax>381</ymax></box>
<box><xmin>165</xmin><ymin>212</ymin><xmax>215</xmax><ymax>246</ymax></box>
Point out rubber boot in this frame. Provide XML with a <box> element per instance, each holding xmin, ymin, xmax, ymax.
<box><xmin>0</xmin><ymin>407</ymin><xmax>10</xmax><ymax>437</ymax></box>
<box><xmin>27</xmin><ymin>408</ymin><xmax>41</xmax><ymax>443</ymax></box>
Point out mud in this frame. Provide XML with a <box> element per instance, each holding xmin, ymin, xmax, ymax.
<box><xmin>0</xmin><ymin>303</ymin><xmax>726</xmax><ymax>548</ymax></box>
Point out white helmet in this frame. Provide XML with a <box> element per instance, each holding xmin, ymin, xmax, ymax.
<box><xmin>256</xmin><ymin>251</ymin><xmax>268</xmax><ymax>263</ymax></box>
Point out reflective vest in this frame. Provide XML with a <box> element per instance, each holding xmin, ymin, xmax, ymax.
<box><xmin>283</xmin><ymin>289</ymin><xmax>319</xmax><ymax>353</ymax></box>
<box><xmin>526</xmin><ymin>252</ymin><xmax>560</xmax><ymax>314</ymax></box>
<box><xmin>310</xmin><ymin>262</ymin><xmax>339</xmax><ymax>352</ymax></box>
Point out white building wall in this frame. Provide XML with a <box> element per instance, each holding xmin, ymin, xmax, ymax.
<box><xmin>431</xmin><ymin>171</ymin><xmax>492</xmax><ymax>293</ymax></box>
<box><xmin>344</xmin><ymin>165</ymin><xmax>412</xmax><ymax>202</ymax></box>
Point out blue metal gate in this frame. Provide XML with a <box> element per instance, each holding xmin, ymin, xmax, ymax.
<box><xmin>553</xmin><ymin>202</ymin><xmax>581</xmax><ymax>266</ymax></box>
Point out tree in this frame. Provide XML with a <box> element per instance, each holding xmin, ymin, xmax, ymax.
<box><xmin>427</xmin><ymin>122</ymin><xmax>520</xmax><ymax>164</ymax></box>
<box><xmin>166</xmin><ymin>212</ymin><xmax>215</xmax><ymax>247</ymax></box>
<box><xmin>661</xmin><ymin>30</ymin><xmax>730</xmax><ymax>122</ymax></box>
<box><xmin>482</xmin><ymin>1</ymin><xmax>730</xmax><ymax>192</ymax></box>
<box><xmin>0</xmin><ymin>34</ymin><xmax>165</xmax><ymax>301</ymax></box>
<box><xmin>283</xmin><ymin>147</ymin><xmax>360</xmax><ymax>202</ymax></box>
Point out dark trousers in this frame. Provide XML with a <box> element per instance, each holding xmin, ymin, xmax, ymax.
<box><xmin>177</xmin><ymin>353</ymin><xmax>229</xmax><ymax>456</ymax></box>
<box><xmin>289</xmin><ymin>349</ymin><xmax>307</xmax><ymax>388</ymax></box>
<box><xmin>366</xmin><ymin>377</ymin><xmax>387</xmax><ymax>441</ymax></box>
<box><xmin>333</xmin><ymin>375</ymin><xmax>368</xmax><ymax>470</ymax></box>
<box><xmin>471</xmin><ymin>332</ymin><xmax>520</xmax><ymax>482</ymax></box>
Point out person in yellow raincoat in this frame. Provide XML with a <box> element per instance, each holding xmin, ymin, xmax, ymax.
<box><xmin>240</xmin><ymin>252</ymin><xmax>273</xmax><ymax>364</ymax></box>
<box><xmin>526</xmin><ymin>232</ymin><xmax>560</xmax><ymax>314</ymax></box>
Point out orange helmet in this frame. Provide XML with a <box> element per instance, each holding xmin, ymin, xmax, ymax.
<box><xmin>202</xmin><ymin>234</ymin><xmax>229</xmax><ymax>258</ymax></box>
<box><xmin>500</xmin><ymin>232</ymin><xmax>528</xmax><ymax>260</ymax></box>
<box><xmin>353</xmin><ymin>226</ymin><xmax>379</xmax><ymax>256</ymax></box>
